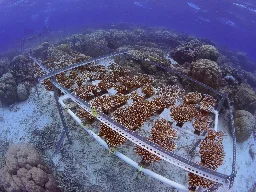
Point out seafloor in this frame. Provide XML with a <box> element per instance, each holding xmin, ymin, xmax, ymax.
<box><xmin>0</xmin><ymin>24</ymin><xmax>256</xmax><ymax>192</ymax></box>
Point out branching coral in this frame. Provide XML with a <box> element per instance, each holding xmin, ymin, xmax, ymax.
<box><xmin>149</xmin><ymin>85</ymin><xmax>184</xmax><ymax>113</ymax></box>
<box><xmin>200</xmin><ymin>130</ymin><xmax>225</xmax><ymax>170</ymax></box>
<box><xmin>98</xmin><ymin>123</ymin><xmax>127</xmax><ymax>147</ymax></box>
<box><xmin>142</xmin><ymin>83</ymin><xmax>155</xmax><ymax>98</ymax></box>
<box><xmin>183</xmin><ymin>92</ymin><xmax>202</xmax><ymax>104</ymax></box>
<box><xmin>188</xmin><ymin>163</ymin><xmax>215</xmax><ymax>189</ymax></box>
<box><xmin>188</xmin><ymin>130</ymin><xmax>225</xmax><ymax>190</ymax></box>
<box><xmin>113</xmin><ymin>100</ymin><xmax>155</xmax><ymax>131</ymax></box>
<box><xmin>91</xmin><ymin>94</ymin><xmax>129</xmax><ymax>114</ymax></box>
<box><xmin>56</xmin><ymin>72</ymin><xmax>74</xmax><ymax>89</ymax></box>
<box><xmin>76</xmin><ymin>107</ymin><xmax>95</xmax><ymax>124</ymax></box>
<box><xmin>74</xmin><ymin>84</ymin><xmax>102</xmax><ymax>101</ymax></box>
<box><xmin>42</xmin><ymin>79</ymin><xmax>54</xmax><ymax>91</ymax></box>
<box><xmin>200</xmin><ymin>94</ymin><xmax>216</xmax><ymax>112</ymax></box>
<box><xmin>158</xmin><ymin>85</ymin><xmax>185</xmax><ymax>100</ymax></box>
<box><xmin>192</xmin><ymin>112</ymin><xmax>212</xmax><ymax>135</ymax></box>
<box><xmin>150</xmin><ymin>119</ymin><xmax>178</xmax><ymax>141</ymax></box>
<box><xmin>136</xmin><ymin>119</ymin><xmax>177</xmax><ymax>166</ymax></box>
<box><xmin>170</xmin><ymin>104</ymin><xmax>197</xmax><ymax>126</ymax></box>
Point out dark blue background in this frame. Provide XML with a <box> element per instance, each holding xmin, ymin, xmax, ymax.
<box><xmin>0</xmin><ymin>0</ymin><xmax>256</xmax><ymax>61</ymax></box>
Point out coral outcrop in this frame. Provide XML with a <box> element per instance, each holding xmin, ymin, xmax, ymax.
<box><xmin>235</xmin><ymin>85</ymin><xmax>256</xmax><ymax>114</ymax></box>
<box><xmin>0</xmin><ymin>143</ymin><xmax>60</xmax><ymax>192</ymax></box>
<box><xmin>189</xmin><ymin>59</ymin><xmax>221</xmax><ymax>90</ymax></box>
<box><xmin>171</xmin><ymin>39</ymin><xmax>202</xmax><ymax>64</ymax></box>
<box><xmin>197</xmin><ymin>45</ymin><xmax>219</xmax><ymax>62</ymax></box>
<box><xmin>234</xmin><ymin>110</ymin><xmax>256</xmax><ymax>142</ymax></box>
<box><xmin>17</xmin><ymin>83</ymin><xmax>30</xmax><ymax>101</ymax></box>
<box><xmin>32</xmin><ymin>42</ymin><xmax>50</xmax><ymax>60</ymax></box>
<box><xmin>0</xmin><ymin>72</ymin><xmax>17</xmax><ymax>105</ymax></box>
<box><xmin>10</xmin><ymin>55</ymin><xmax>31</xmax><ymax>82</ymax></box>
<box><xmin>0</xmin><ymin>57</ymin><xmax>10</xmax><ymax>77</ymax></box>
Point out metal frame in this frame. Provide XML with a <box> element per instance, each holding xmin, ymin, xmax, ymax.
<box><xmin>29</xmin><ymin>50</ymin><xmax>236</xmax><ymax>191</ymax></box>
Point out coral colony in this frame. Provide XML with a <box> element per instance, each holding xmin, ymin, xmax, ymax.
<box><xmin>29</xmin><ymin>47</ymin><xmax>235</xmax><ymax>192</ymax></box>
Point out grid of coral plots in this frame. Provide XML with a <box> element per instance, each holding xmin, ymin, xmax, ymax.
<box><xmin>31</xmin><ymin>48</ymin><xmax>233</xmax><ymax>191</ymax></box>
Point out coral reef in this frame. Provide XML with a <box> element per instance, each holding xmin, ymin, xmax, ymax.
<box><xmin>0</xmin><ymin>72</ymin><xmax>17</xmax><ymax>105</ymax></box>
<box><xmin>128</xmin><ymin>47</ymin><xmax>171</xmax><ymax>70</ymax></box>
<box><xmin>192</xmin><ymin>112</ymin><xmax>212</xmax><ymax>135</ymax></box>
<box><xmin>17</xmin><ymin>83</ymin><xmax>30</xmax><ymax>101</ymax></box>
<box><xmin>0</xmin><ymin>57</ymin><xmax>10</xmax><ymax>77</ymax></box>
<box><xmin>170</xmin><ymin>39</ymin><xmax>203</xmax><ymax>65</ymax></box>
<box><xmin>61</xmin><ymin>31</ymin><xmax>110</xmax><ymax>57</ymax></box>
<box><xmin>32</xmin><ymin>42</ymin><xmax>50</xmax><ymax>60</ymax></box>
<box><xmin>0</xmin><ymin>143</ymin><xmax>60</xmax><ymax>192</ymax></box>
<box><xmin>4</xmin><ymin>25</ymin><xmax>252</xmax><ymax>191</ymax></box>
<box><xmin>189</xmin><ymin>59</ymin><xmax>221</xmax><ymax>91</ymax></box>
<box><xmin>234</xmin><ymin>110</ymin><xmax>256</xmax><ymax>142</ymax></box>
<box><xmin>235</xmin><ymin>85</ymin><xmax>256</xmax><ymax>114</ymax></box>
<box><xmin>10</xmin><ymin>55</ymin><xmax>32</xmax><ymax>83</ymax></box>
<box><xmin>244</xmin><ymin>71</ymin><xmax>256</xmax><ymax>88</ymax></box>
<box><xmin>197</xmin><ymin>45</ymin><xmax>219</xmax><ymax>62</ymax></box>
<box><xmin>236</xmin><ymin>52</ymin><xmax>256</xmax><ymax>71</ymax></box>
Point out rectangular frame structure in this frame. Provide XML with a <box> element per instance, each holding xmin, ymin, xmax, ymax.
<box><xmin>29</xmin><ymin>50</ymin><xmax>236</xmax><ymax>190</ymax></box>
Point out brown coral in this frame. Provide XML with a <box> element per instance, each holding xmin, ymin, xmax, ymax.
<box><xmin>188</xmin><ymin>163</ymin><xmax>215</xmax><ymax>189</ymax></box>
<box><xmin>113</xmin><ymin>100</ymin><xmax>155</xmax><ymax>131</ymax></box>
<box><xmin>142</xmin><ymin>84</ymin><xmax>155</xmax><ymax>98</ymax></box>
<box><xmin>135</xmin><ymin>136</ymin><xmax>176</xmax><ymax>167</ymax></box>
<box><xmin>170</xmin><ymin>104</ymin><xmax>197</xmax><ymax>126</ymax></box>
<box><xmin>150</xmin><ymin>119</ymin><xmax>178</xmax><ymax>141</ymax></box>
<box><xmin>98</xmin><ymin>123</ymin><xmax>127</xmax><ymax>147</ymax></box>
<box><xmin>192</xmin><ymin>112</ymin><xmax>212</xmax><ymax>135</ymax></box>
<box><xmin>76</xmin><ymin>107</ymin><xmax>95</xmax><ymax>124</ymax></box>
<box><xmin>189</xmin><ymin>130</ymin><xmax>225</xmax><ymax>190</ymax></box>
<box><xmin>91</xmin><ymin>94</ymin><xmax>129</xmax><ymax>114</ymax></box>
<box><xmin>183</xmin><ymin>92</ymin><xmax>202</xmax><ymax>104</ymax></box>
<box><xmin>0</xmin><ymin>143</ymin><xmax>60</xmax><ymax>192</ymax></box>
<box><xmin>136</xmin><ymin>119</ymin><xmax>177</xmax><ymax>167</ymax></box>
<box><xmin>200</xmin><ymin>94</ymin><xmax>216</xmax><ymax>112</ymax></box>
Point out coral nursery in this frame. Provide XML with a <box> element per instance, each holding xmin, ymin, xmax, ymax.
<box><xmin>0</xmin><ymin>25</ymin><xmax>256</xmax><ymax>192</ymax></box>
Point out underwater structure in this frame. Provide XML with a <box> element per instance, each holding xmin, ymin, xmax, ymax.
<box><xmin>28</xmin><ymin>49</ymin><xmax>237</xmax><ymax>192</ymax></box>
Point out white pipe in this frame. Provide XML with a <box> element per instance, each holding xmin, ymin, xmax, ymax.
<box><xmin>212</xmin><ymin>110</ymin><xmax>219</xmax><ymax>132</ymax></box>
<box><xmin>58</xmin><ymin>96</ymin><xmax>189</xmax><ymax>192</ymax></box>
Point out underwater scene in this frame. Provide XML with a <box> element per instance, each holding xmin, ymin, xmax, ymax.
<box><xmin>0</xmin><ymin>0</ymin><xmax>256</xmax><ymax>192</ymax></box>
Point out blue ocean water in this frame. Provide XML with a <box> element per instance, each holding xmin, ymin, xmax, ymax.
<box><xmin>0</xmin><ymin>0</ymin><xmax>256</xmax><ymax>62</ymax></box>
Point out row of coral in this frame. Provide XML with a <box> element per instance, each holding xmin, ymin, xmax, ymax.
<box><xmin>36</xmin><ymin>52</ymin><xmax>225</xmax><ymax>191</ymax></box>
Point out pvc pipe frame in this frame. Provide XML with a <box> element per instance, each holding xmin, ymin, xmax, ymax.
<box><xmin>213</xmin><ymin>110</ymin><xmax>219</xmax><ymax>132</ymax></box>
<box><xmin>58</xmin><ymin>95</ymin><xmax>189</xmax><ymax>192</ymax></box>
